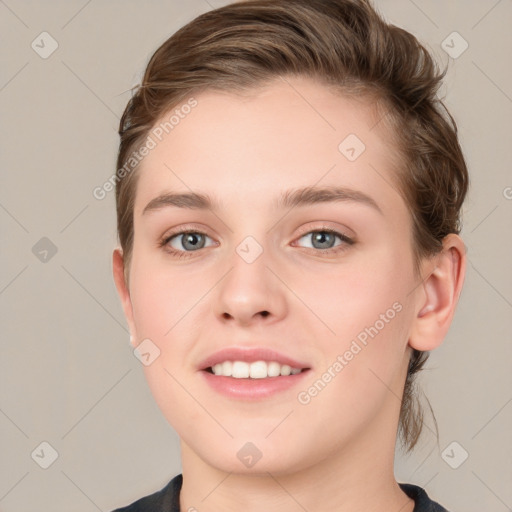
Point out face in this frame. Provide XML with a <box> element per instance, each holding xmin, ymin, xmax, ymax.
<box><xmin>121</xmin><ymin>76</ymin><xmax>423</xmax><ymax>474</ymax></box>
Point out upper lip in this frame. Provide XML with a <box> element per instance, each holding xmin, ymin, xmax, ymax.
<box><xmin>198</xmin><ymin>347</ymin><xmax>311</xmax><ymax>371</ymax></box>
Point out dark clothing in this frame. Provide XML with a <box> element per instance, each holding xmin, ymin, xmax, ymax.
<box><xmin>399</xmin><ymin>482</ymin><xmax>449</xmax><ymax>512</ymax></box>
<box><xmin>111</xmin><ymin>473</ymin><xmax>449</xmax><ymax>512</ymax></box>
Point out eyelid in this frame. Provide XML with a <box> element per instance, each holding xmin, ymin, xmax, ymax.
<box><xmin>159</xmin><ymin>224</ymin><xmax>214</xmax><ymax>246</ymax></box>
<box><xmin>294</xmin><ymin>222</ymin><xmax>353</xmax><ymax>239</ymax></box>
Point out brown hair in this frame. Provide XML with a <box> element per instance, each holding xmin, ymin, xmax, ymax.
<box><xmin>115</xmin><ymin>0</ymin><xmax>469</xmax><ymax>453</ymax></box>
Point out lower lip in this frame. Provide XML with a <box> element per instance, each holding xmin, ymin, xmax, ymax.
<box><xmin>200</xmin><ymin>369</ymin><xmax>311</xmax><ymax>400</ymax></box>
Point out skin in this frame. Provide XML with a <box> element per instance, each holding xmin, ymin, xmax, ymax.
<box><xmin>113</xmin><ymin>75</ymin><xmax>466</xmax><ymax>512</ymax></box>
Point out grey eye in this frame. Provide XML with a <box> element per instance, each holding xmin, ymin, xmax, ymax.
<box><xmin>170</xmin><ymin>232</ymin><xmax>211</xmax><ymax>251</ymax></box>
<box><xmin>298</xmin><ymin>231</ymin><xmax>340</xmax><ymax>250</ymax></box>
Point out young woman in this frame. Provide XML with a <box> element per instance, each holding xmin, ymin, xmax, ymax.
<box><xmin>111</xmin><ymin>1</ymin><xmax>468</xmax><ymax>510</ymax></box>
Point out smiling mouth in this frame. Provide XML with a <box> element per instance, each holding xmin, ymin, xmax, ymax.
<box><xmin>203</xmin><ymin>360</ymin><xmax>311</xmax><ymax>379</ymax></box>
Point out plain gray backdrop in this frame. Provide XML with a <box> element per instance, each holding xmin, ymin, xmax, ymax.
<box><xmin>1</xmin><ymin>1</ymin><xmax>511</xmax><ymax>511</ymax></box>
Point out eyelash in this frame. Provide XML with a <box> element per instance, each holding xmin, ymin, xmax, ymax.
<box><xmin>158</xmin><ymin>224</ymin><xmax>355</xmax><ymax>259</ymax></box>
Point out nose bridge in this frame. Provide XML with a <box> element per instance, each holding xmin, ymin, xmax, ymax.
<box><xmin>213</xmin><ymin>229</ymin><xmax>287</xmax><ymax>324</ymax></box>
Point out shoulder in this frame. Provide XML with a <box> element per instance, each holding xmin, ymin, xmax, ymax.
<box><xmin>399</xmin><ymin>482</ymin><xmax>450</xmax><ymax>512</ymax></box>
<box><xmin>110</xmin><ymin>474</ymin><xmax>183</xmax><ymax>512</ymax></box>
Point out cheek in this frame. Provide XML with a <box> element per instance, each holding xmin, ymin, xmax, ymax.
<box><xmin>296</xmin><ymin>246</ymin><xmax>413</xmax><ymax>395</ymax></box>
<box><xmin>129</xmin><ymin>257</ymin><xmax>204</xmax><ymax>404</ymax></box>
<box><xmin>129</xmin><ymin>263</ymin><xmax>205</xmax><ymax>431</ymax></box>
<box><xmin>130</xmin><ymin>254</ymin><xmax>203</xmax><ymax>338</ymax></box>
<box><xmin>294</xmin><ymin>245</ymin><xmax>411</xmax><ymax>335</ymax></box>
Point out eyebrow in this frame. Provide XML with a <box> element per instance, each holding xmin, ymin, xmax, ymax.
<box><xmin>142</xmin><ymin>185</ymin><xmax>383</xmax><ymax>216</ymax></box>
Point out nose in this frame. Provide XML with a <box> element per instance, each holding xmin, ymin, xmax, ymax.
<box><xmin>213</xmin><ymin>241</ymin><xmax>288</xmax><ymax>327</ymax></box>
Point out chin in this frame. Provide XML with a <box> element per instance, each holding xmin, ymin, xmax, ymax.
<box><xmin>191</xmin><ymin>436</ymin><xmax>314</xmax><ymax>476</ymax></box>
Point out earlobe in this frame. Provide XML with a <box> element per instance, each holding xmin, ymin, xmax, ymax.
<box><xmin>112</xmin><ymin>248</ymin><xmax>138</xmax><ymax>347</ymax></box>
<box><xmin>409</xmin><ymin>234</ymin><xmax>466</xmax><ymax>351</ymax></box>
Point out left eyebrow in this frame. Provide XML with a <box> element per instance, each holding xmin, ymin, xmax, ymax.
<box><xmin>141</xmin><ymin>185</ymin><xmax>383</xmax><ymax>216</ymax></box>
<box><xmin>277</xmin><ymin>185</ymin><xmax>383</xmax><ymax>215</ymax></box>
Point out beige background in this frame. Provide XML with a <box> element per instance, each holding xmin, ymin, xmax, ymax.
<box><xmin>1</xmin><ymin>1</ymin><xmax>511</xmax><ymax>511</ymax></box>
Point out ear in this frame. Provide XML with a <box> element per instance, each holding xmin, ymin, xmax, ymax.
<box><xmin>409</xmin><ymin>234</ymin><xmax>466</xmax><ymax>351</ymax></box>
<box><xmin>112</xmin><ymin>247</ymin><xmax>138</xmax><ymax>348</ymax></box>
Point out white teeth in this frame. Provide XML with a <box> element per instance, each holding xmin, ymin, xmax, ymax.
<box><xmin>280</xmin><ymin>364</ymin><xmax>291</xmax><ymax>376</ymax></box>
<box><xmin>249</xmin><ymin>360</ymin><xmax>267</xmax><ymax>379</ymax></box>
<box><xmin>232</xmin><ymin>361</ymin><xmax>249</xmax><ymax>378</ymax></box>
<box><xmin>211</xmin><ymin>360</ymin><xmax>303</xmax><ymax>378</ymax></box>
<box><xmin>267</xmin><ymin>361</ymin><xmax>281</xmax><ymax>377</ymax></box>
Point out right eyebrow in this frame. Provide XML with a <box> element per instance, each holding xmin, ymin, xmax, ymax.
<box><xmin>142</xmin><ymin>192</ymin><xmax>212</xmax><ymax>215</ymax></box>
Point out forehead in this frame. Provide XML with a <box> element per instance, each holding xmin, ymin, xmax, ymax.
<box><xmin>133</xmin><ymin>76</ymin><xmax>404</xmax><ymax>217</ymax></box>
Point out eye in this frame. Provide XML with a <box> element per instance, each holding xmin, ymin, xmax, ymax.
<box><xmin>158</xmin><ymin>226</ymin><xmax>354</xmax><ymax>259</ymax></box>
<box><xmin>160</xmin><ymin>230</ymin><xmax>216</xmax><ymax>255</ymax></box>
<box><xmin>294</xmin><ymin>228</ymin><xmax>354</xmax><ymax>253</ymax></box>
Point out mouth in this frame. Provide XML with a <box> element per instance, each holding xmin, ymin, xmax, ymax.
<box><xmin>200</xmin><ymin>360</ymin><xmax>311</xmax><ymax>400</ymax></box>
<box><xmin>202</xmin><ymin>360</ymin><xmax>311</xmax><ymax>379</ymax></box>
<box><xmin>197</xmin><ymin>347</ymin><xmax>312</xmax><ymax>399</ymax></box>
